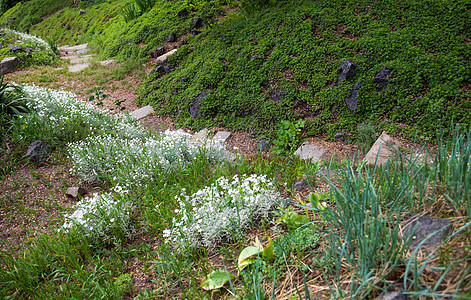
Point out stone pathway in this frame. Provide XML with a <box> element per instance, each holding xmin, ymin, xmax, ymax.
<box><xmin>58</xmin><ymin>43</ymin><xmax>115</xmax><ymax>72</ymax></box>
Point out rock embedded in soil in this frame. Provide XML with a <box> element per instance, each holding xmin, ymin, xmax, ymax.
<box><xmin>155</xmin><ymin>49</ymin><xmax>177</xmax><ymax>65</ymax></box>
<box><xmin>336</xmin><ymin>59</ymin><xmax>357</xmax><ymax>85</ymax></box>
<box><xmin>257</xmin><ymin>139</ymin><xmax>270</xmax><ymax>152</ymax></box>
<box><xmin>294</xmin><ymin>143</ymin><xmax>325</xmax><ymax>161</ymax></box>
<box><xmin>0</xmin><ymin>57</ymin><xmax>19</xmax><ymax>74</ymax></box>
<box><xmin>190</xmin><ymin>92</ymin><xmax>206</xmax><ymax>118</ymax></box>
<box><xmin>403</xmin><ymin>215</ymin><xmax>453</xmax><ymax>249</ymax></box>
<box><xmin>9</xmin><ymin>44</ymin><xmax>22</xmax><ymax>52</ymax></box>
<box><xmin>364</xmin><ymin>131</ymin><xmax>400</xmax><ymax>165</ymax></box>
<box><xmin>26</xmin><ymin>140</ymin><xmax>51</xmax><ymax>162</ymax></box>
<box><xmin>192</xmin><ymin>17</ymin><xmax>203</xmax><ymax>28</ymax></box>
<box><xmin>66</xmin><ymin>187</ymin><xmax>87</xmax><ymax>199</ymax></box>
<box><xmin>213</xmin><ymin>131</ymin><xmax>232</xmax><ymax>143</ymax></box>
<box><xmin>68</xmin><ymin>63</ymin><xmax>89</xmax><ymax>73</ymax></box>
<box><xmin>292</xmin><ymin>179</ymin><xmax>309</xmax><ymax>193</ymax></box>
<box><xmin>376</xmin><ymin>291</ymin><xmax>407</xmax><ymax>300</ymax></box>
<box><xmin>373</xmin><ymin>66</ymin><xmax>391</xmax><ymax>92</ymax></box>
<box><xmin>344</xmin><ymin>80</ymin><xmax>362</xmax><ymax>110</ymax></box>
<box><xmin>149</xmin><ymin>46</ymin><xmax>165</xmax><ymax>58</ymax></box>
<box><xmin>166</xmin><ymin>33</ymin><xmax>176</xmax><ymax>42</ymax></box>
<box><xmin>334</xmin><ymin>132</ymin><xmax>352</xmax><ymax>142</ymax></box>
<box><xmin>177</xmin><ymin>8</ymin><xmax>189</xmax><ymax>17</ymax></box>
<box><xmin>131</xmin><ymin>105</ymin><xmax>154</xmax><ymax>120</ymax></box>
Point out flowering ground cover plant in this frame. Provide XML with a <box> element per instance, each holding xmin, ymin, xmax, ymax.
<box><xmin>62</xmin><ymin>186</ymin><xmax>135</xmax><ymax>244</ymax></box>
<box><xmin>68</xmin><ymin>129</ymin><xmax>228</xmax><ymax>183</ymax></box>
<box><xmin>164</xmin><ymin>174</ymin><xmax>281</xmax><ymax>253</ymax></box>
<box><xmin>19</xmin><ymin>84</ymin><xmax>145</xmax><ymax>144</ymax></box>
<box><xmin>0</xmin><ymin>28</ymin><xmax>58</xmax><ymax>67</ymax></box>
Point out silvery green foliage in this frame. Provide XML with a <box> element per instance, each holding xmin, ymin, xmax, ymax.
<box><xmin>21</xmin><ymin>84</ymin><xmax>145</xmax><ymax>139</ymax></box>
<box><xmin>68</xmin><ymin>130</ymin><xmax>228</xmax><ymax>183</ymax></box>
<box><xmin>61</xmin><ymin>186</ymin><xmax>135</xmax><ymax>243</ymax></box>
<box><xmin>2</xmin><ymin>28</ymin><xmax>52</xmax><ymax>52</ymax></box>
<box><xmin>164</xmin><ymin>174</ymin><xmax>281</xmax><ymax>253</ymax></box>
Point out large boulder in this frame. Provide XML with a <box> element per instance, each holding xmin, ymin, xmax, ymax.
<box><xmin>26</xmin><ymin>140</ymin><xmax>51</xmax><ymax>162</ymax></box>
<box><xmin>336</xmin><ymin>59</ymin><xmax>357</xmax><ymax>85</ymax></box>
<box><xmin>0</xmin><ymin>57</ymin><xmax>19</xmax><ymax>74</ymax></box>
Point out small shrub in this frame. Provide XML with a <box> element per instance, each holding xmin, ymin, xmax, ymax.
<box><xmin>0</xmin><ymin>76</ymin><xmax>28</xmax><ymax>130</ymax></box>
<box><xmin>273</xmin><ymin>119</ymin><xmax>305</xmax><ymax>155</ymax></box>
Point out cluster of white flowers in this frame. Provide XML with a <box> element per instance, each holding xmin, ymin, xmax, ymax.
<box><xmin>62</xmin><ymin>186</ymin><xmax>135</xmax><ymax>242</ymax></box>
<box><xmin>164</xmin><ymin>174</ymin><xmax>281</xmax><ymax>253</ymax></box>
<box><xmin>21</xmin><ymin>84</ymin><xmax>145</xmax><ymax>139</ymax></box>
<box><xmin>68</xmin><ymin>129</ymin><xmax>228</xmax><ymax>183</ymax></box>
<box><xmin>2</xmin><ymin>28</ymin><xmax>52</xmax><ymax>52</ymax></box>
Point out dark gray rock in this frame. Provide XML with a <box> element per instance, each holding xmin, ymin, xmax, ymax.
<box><xmin>336</xmin><ymin>59</ymin><xmax>357</xmax><ymax>85</ymax></box>
<box><xmin>373</xmin><ymin>66</ymin><xmax>391</xmax><ymax>92</ymax></box>
<box><xmin>212</xmin><ymin>9</ymin><xmax>226</xmax><ymax>16</ymax></box>
<box><xmin>191</xmin><ymin>29</ymin><xmax>201</xmax><ymax>37</ymax></box>
<box><xmin>271</xmin><ymin>90</ymin><xmax>283</xmax><ymax>103</ymax></box>
<box><xmin>403</xmin><ymin>215</ymin><xmax>453</xmax><ymax>248</ymax></box>
<box><xmin>345</xmin><ymin>80</ymin><xmax>362</xmax><ymax>110</ymax></box>
<box><xmin>178</xmin><ymin>41</ymin><xmax>188</xmax><ymax>48</ymax></box>
<box><xmin>376</xmin><ymin>291</ymin><xmax>407</xmax><ymax>300</ymax></box>
<box><xmin>9</xmin><ymin>45</ymin><xmax>22</xmax><ymax>52</ymax></box>
<box><xmin>292</xmin><ymin>179</ymin><xmax>309</xmax><ymax>193</ymax></box>
<box><xmin>79</xmin><ymin>9</ymin><xmax>86</xmax><ymax>15</ymax></box>
<box><xmin>66</xmin><ymin>187</ymin><xmax>87</xmax><ymax>199</ymax></box>
<box><xmin>166</xmin><ymin>33</ymin><xmax>176</xmax><ymax>42</ymax></box>
<box><xmin>149</xmin><ymin>46</ymin><xmax>165</xmax><ymax>58</ymax></box>
<box><xmin>26</xmin><ymin>140</ymin><xmax>51</xmax><ymax>162</ymax></box>
<box><xmin>190</xmin><ymin>91</ymin><xmax>207</xmax><ymax>118</ymax></box>
<box><xmin>177</xmin><ymin>8</ymin><xmax>188</xmax><ymax>17</ymax></box>
<box><xmin>334</xmin><ymin>132</ymin><xmax>352</xmax><ymax>141</ymax></box>
<box><xmin>192</xmin><ymin>17</ymin><xmax>203</xmax><ymax>28</ymax></box>
<box><xmin>150</xmin><ymin>62</ymin><xmax>171</xmax><ymax>75</ymax></box>
<box><xmin>0</xmin><ymin>57</ymin><xmax>19</xmax><ymax>74</ymax></box>
<box><xmin>257</xmin><ymin>139</ymin><xmax>270</xmax><ymax>152</ymax></box>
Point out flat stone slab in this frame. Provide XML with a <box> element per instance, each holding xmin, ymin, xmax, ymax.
<box><xmin>192</xmin><ymin>128</ymin><xmax>209</xmax><ymax>143</ymax></box>
<box><xmin>70</xmin><ymin>55</ymin><xmax>93</xmax><ymax>64</ymax></box>
<box><xmin>130</xmin><ymin>105</ymin><xmax>154</xmax><ymax>120</ymax></box>
<box><xmin>364</xmin><ymin>131</ymin><xmax>400</xmax><ymax>165</ymax></box>
<box><xmin>156</xmin><ymin>49</ymin><xmax>178</xmax><ymax>64</ymax></box>
<box><xmin>99</xmin><ymin>60</ymin><xmax>115</xmax><ymax>66</ymax></box>
<box><xmin>213</xmin><ymin>131</ymin><xmax>231</xmax><ymax>143</ymax></box>
<box><xmin>76</xmin><ymin>48</ymin><xmax>90</xmax><ymax>54</ymax></box>
<box><xmin>68</xmin><ymin>63</ymin><xmax>89</xmax><ymax>73</ymax></box>
<box><xmin>294</xmin><ymin>143</ymin><xmax>325</xmax><ymax>161</ymax></box>
<box><xmin>59</xmin><ymin>44</ymin><xmax>89</xmax><ymax>53</ymax></box>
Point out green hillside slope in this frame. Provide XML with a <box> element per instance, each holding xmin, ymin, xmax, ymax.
<box><xmin>4</xmin><ymin>0</ymin><xmax>471</xmax><ymax>139</ymax></box>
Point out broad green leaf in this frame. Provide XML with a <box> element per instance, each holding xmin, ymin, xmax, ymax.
<box><xmin>308</xmin><ymin>193</ymin><xmax>327</xmax><ymax>211</ymax></box>
<box><xmin>200</xmin><ymin>270</ymin><xmax>234</xmax><ymax>291</ymax></box>
<box><xmin>238</xmin><ymin>246</ymin><xmax>262</xmax><ymax>271</ymax></box>
<box><xmin>262</xmin><ymin>238</ymin><xmax>275</xmax><ymax>261</ymax></box>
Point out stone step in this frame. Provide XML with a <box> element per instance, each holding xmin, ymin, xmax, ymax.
<box><xmin>68</xmin><ymin>63</ymin><xmax>89</xmax><ymax>73</ymax></box>
<box><xmin>130</xmin><ymin>105</ymin><xmax>154</xmax><ymax>120</ymax></box>
<box><xmin>58</xmin><ymin>43</ymin><xmax>89</xmax><ymax>53</ymax></box>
